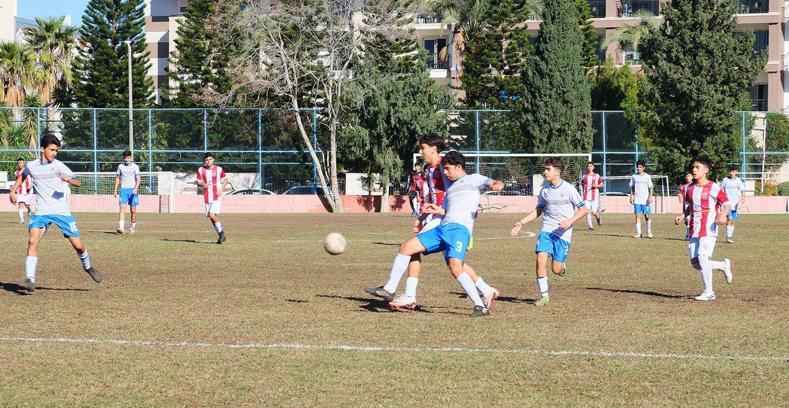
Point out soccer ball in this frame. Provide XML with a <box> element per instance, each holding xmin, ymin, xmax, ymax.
<box><xmin>324</xmin><ymin>232</ymin><xmax>347</xmax><ymax>255</ymax></box>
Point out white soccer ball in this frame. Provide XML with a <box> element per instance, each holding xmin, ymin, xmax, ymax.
<box><xmin>324</xmin><ymin>232</ymin><xmax>347</xmax><ymax>255</ymax></box>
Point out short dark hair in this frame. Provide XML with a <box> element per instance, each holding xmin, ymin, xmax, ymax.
<box><xmin>419</xmin><ymin>133</ymin><xmax>445</xmax><ymax>152</ymax></box>
<box><xmin>17</xmin><ymin>157</ymin><xmax>25</xmax><ymax>162</ymax></box>
<box><xmin>728</xmin><ymin>164</ymin><xmax>738</xmax><ymax>171</ymax></box>
<box><xmin>123</xmin><ymin>150</ymin><xmax>132</xmax><ymax>158</ymax></box>
<box><xmin>636</xmin><ymin>159</ymin><xmax>646</xmax><ymax>167</ymax></box>
<box><xmin>545</xmin><ymin>157</ymin><xmax>564</xmax><ymax>173</ymax></box>
<box><xmin>442</xmin><ymin>150</ymin><xmax>465</xmax><ymax>168</ymax></box>
<box><xmin>40</xmin><ymin>134</ymin><xmax>60</xmax><ymax>149</ymax></box>
<box><xmin>203</xmin><ymin>152</ymin><xmax>214</xmax><ymax>159</ymax></box>
<box><xmin>692</xmin><ymin>156</ymin><xmax>712</xmax><ymax>169</ymax></box>
<box><xmin>587</xmin><ymin>161</ymin><xmax>594</xmax><ymax>166</ymax></box>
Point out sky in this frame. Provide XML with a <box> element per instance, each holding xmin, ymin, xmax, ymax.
<box><xmin>17</xmin><ymin>0</ymin><xmax>91</xmax><ymax>26</ymax></box>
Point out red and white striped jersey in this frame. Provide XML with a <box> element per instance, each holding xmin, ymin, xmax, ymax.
<box><xmin>580</xmin><ymin>173</ymin><xmax>602</xmax><ymax>201</ymax></box>
<box><xmin>196</xmin><ymin>165</ymin><xmax>227</xmax><ymax>204</ymax></box>
<box><xmin>679</xmin><ymin>182</ymin><xmax>692</xmax><ymax>210</ymax></box>
<box><xmin>14</xmin><ymin>169</ymin><xmax>32</xmax><ymax>195</ymax></box>
<box><xmin>685</xmin><ymin>181</ymin><xmax>730</xmax><ymax>238</ymax></box>
<box><xmin>426</xmin><ymin>160</ymin><xmax>449</xmax><ymax>206</ymax></box>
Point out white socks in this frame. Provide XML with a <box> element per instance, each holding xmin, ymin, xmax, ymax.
<box><xmin>18</xmin><ymin>209</ymin><xmax>26</xmax><ymax>222</ymax></box>
<box><xmin>726</xmin><ymin>225</ymin><xmax>734</xmax><ymax>238</ymax></box>
<box><xmin>635</xmin><ymin>223</ymin><xmax>642</xmax><ymax>235</ymax></box>
<box><xmin>384</xmin><ymin>253</ymin><xmax>411</xmax><ymax>293</ymax></box>
<box><xmin>475</xmin><ymin>277</ymin><xmax>493</xmax><ymax>296</ymax></box>
<box><xmin>456</xmin><ymin>272</ymin><xmax>484</xmax><ymax>307</ymax></box>
<box><xmin>26</xmin><ymin>256</ymin><xmax>37</xmax><ymax>282</ymax></box>
<box><xmin>536</xmin><ymin>277</ymin><xmax>549</xmax><ymax>296</ymax></box>
<box><xmin>131</xmin><ymin>222</ymin><xmax>137</xmax><ymax>230</ymax></box>
<box><xmin>404</xmin><ymin>277</ymin><xmax>418</xmax><ymax>298</ymax></box>
<box><xmin>119</xmin><ymin>220</ymin><xmax>125</xmax><ymax>230</ymax></box>
<box><xmin>646</xmin><ymin>220</ymin><xmax>652</xmax><ymax>234</ymax></box>
<box><xmin>79</xmin><ymin>251</ymin><xmax>91</xmax><ymax>270</ymax></box>
<box><xmin>698</xmin><ymin>256</ymin><xmax>714</xmax><ymax>295</ymax></box>
<box><xmin>587</xmin><ymin>213</ymin><xmax>593</xmax><ymax>228</ymax></box>
<box><xmin>214</xmin><ymin>222</ymin><xmax>223</xmax><ymax>234</ymax></box>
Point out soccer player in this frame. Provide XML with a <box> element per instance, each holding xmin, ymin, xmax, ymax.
<box><xmin>677</xmin><ymin>171</ymin><xmax>693</xmax><ymax>241</ymax></box>
<box><xmin>579</xmin><ymin>161</ymin><xmax>603</xmax><ymax>230</ymax></box>
<box><xmin>719</xmin><ymin>164</ymin><xmax>745</xmax><ymax>243</ymax></box>
<box><xmin>113</xmin><ymin>150</ymin><xmax>141</xmax><ymax>234</ymax></box>
<box><xmin>674</xmin><ymin>157</ymin><xmax>732</xmax><ymax>301</ymax></box>
<box><xmin>510</xmin><ymin>157</ymin><xmax>587</xmax><ymax>307</ymax></box>
<box><xmin>629</xmin><ymin>160</ymin><xmax>654</xmax><ymax>238</ymax></box>
<box><xmin>196</xmin><ymin>152</ymin><xmax>228</xmax><ymax>244</ymax></box>
<box><xmin>407</xmin><ymin>166</ymin><xmax>422</xmax><ymax>216</ymax></box>
<box><xmin>373</xmin><ymin>151</ymin><xmax>503</xmax><ymax>316</ymax></box>
<box><xmin>365</xmin><ymin>135</ymin><xmax>500</xmax><ymax>311</ymax></box>
<box><xmin>14</xmin><ymin>158</ymin><xmax>32</xmax><ymax>224</ymax></box>
<box><xmin>8</xmin><ymin>135</ymin><xmax>102</xmax><ymax>292</ymax></box>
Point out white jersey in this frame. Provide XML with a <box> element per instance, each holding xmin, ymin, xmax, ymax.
<box><xmin>719</xmin><ymin>176</ymin><xmax>744</xmax><ymax>207</ymax></box>
<box><xmin>537</xmin><ymin>180</ymin><xmax>585</xmax><ymax>242</ymax></box>
<box><xmin>629</xmin><ymin>173</ymin><xmax>653</xmax><ymax>205</ymax></box>
<box><xmin>440</xmin><ymin>173</ymin><xmax>490</xmax><ymax>233</ymax></box>
<box><xmin>23</xmin><ymin>159</ymin><xmax>75</xmax><ymax>216</ymax></box>
<box><xmin>117</xmin><ymin>163</ymin><xmax>140</xmax><ymax>189</ymax></box>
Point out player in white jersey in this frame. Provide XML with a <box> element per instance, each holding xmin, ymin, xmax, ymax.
<box><xmin>113</xmin><ymin>150</ymin><xmax>141</xmax><ymax>234</ymax></box>
<box><xmin>8</xmin><ymin>135</ymin><xmax>102</xmax><ymax>292</ymax></box>
<box><xmin>579</xmin><ymin>161</ymin><xmax>603</xmax><ymax>230</ymax></box>
<box><xmin>372</xmin><ymin>151</ymin><xmax>503</xmax><ymax>316</ymax></box>
<box><xmin>677</xmin><ymin>171</ymin><xmax>693</xmax><ymax>241</ymax></box>
<box><xmin>629</xmin><ymin>160</ymin><xmax>654</xmax><ymax>238</ymax></box>
<box><xmin>511</xmin><ymin>157</ymin><xmax>587</xmax><ymax>307</ymax></box>
<box><xmin>196</xmin><ymin>152</ymin><xmax>228</xmax><ymax>244</ymax></box>
<box><xmin>674</xmin><ymin>157</ymin><xmax>732</xmax><ymax>301</ymax></box>
<box><xmin>14</xmin><ymin>158</ymin><xmax>33</xmax><ymax>224</ymax></box>
<box><xmin>719</xmin><ymin>164</ymin><xmax>746</xmax><ymax>243</ymax></box>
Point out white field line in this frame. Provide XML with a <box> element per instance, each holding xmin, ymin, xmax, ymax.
<box><xmin>0</xmin><ymin>336</ymin><xmax>785</xmax><ymax>362</ymax></box>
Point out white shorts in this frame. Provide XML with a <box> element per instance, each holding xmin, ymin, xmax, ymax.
<box><xmin>688</xmin><ymin>237</ymin><xmax>717</xmax><ymax>259</ymax></box>
<box><xmin>585</xmin><ymin>199</ymin><xmax>600</xmax><ymax>213</ymax></box>
<box><xmin>205</xmin><ymin>198</ymin><xmax>222</xmax><ymax>216</ymax></box>
<box><xmin>17</xmin><ymin>194</ymin><xmax>32</xmax><ymax>204</ymax></box>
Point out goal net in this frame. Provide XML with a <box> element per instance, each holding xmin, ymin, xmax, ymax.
<box><xmin>71</xmin><ymin>172</ymin><xmax>176</xmax><ymax>213</ymax></box>
<box><xmin>413</xmin><ymin>152</ymin><xmax>592</xmax><ymax>195</ymax></box>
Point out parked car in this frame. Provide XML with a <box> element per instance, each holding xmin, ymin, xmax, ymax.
<box><xmin>228</xmin><ymin>188</ymin><xmax>276</xmax><ymax>196</ymax></box>
<box><xmin>282</xmin><ymin>185</ymin><xmax>325</xmax><ymax>195</ymax></box>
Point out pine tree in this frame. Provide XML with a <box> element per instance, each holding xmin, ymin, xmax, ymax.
<box><xmin>575</xmin><ymin>0</ymin><xmax>599</xmax><ymax>70</ymax></box>
<box><xmin>73</xmin><ymin>0</ymin><xmax>152</xmax><ymax>108</ymax></box>
<box><xmin>640</xmin><ymin>0</ymin><xmax>765</xmax><ymax>180</ymax></box>
<box><xmin>518</xmin><ymin>0</ymin><xmax>592</xmax><ymax>154</ymax></box>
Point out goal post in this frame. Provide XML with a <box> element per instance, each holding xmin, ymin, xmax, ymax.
<box><xmin>601</xmin><ymin>175</ymin><xmax>671</xmax><ymax>213</ymax></box>
<box><xmin>71</xmin><ymin>172</ymin><xmax>176</xmax><ymax>213</ymax></box>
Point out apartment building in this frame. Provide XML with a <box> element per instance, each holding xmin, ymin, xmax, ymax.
<box><xmin>409</xmin><ymin>0</ymin><xmax>789</xmax><ymax>112</ymax></box>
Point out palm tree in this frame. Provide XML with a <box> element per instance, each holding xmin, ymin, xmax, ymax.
<box><xmin>602</xmin><ymin>10</ymin><xmax>660</xmax><ymax>64</ymax></box>
<box><xmin>21</xmin><ymin>94</ymin><xmax>42</xmax><ymax>150</ymax></box>
<box><xmin>0</xmin><ymin>42</ymin><xmax>36</xmax><ymax>107</ymax></box>
<box><xmin>23</xmin><ymin>17</ymin><xmax>78</xmax><ymax>105</ymax></box>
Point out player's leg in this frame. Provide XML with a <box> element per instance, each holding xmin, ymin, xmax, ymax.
<box><xmin>644</xmin><ymin>211</ymin><xmax>653</xmax><ymax>238</ymax></box>
<box><xmin>534</xmin><ymin>252</ymin><xmax>551</xmax><ymax>306</ymax></box>
<box><xmin>633</xmin><ymin>210</ymin><xmax>642</xmax><ymax>238</ymax></box>
<box><xmin>23</xmin><ymin>226</ymin><xmax>46</xmax><ymax>290</ymax></box>
<box><xmin>129</xmin><ymin>206</ymin><xmax>138</xmax><ymax>234</ymax></box>
<box><xmin>388</xmin><ymin>254</ymin><xmax>422</xmax><ymax>309</ymax></box>
<box><xmin>446</xmin><ymin>257</ymin><xmax>487</xmax><ymax>316</ymax></box>
<box><xmin>368</xmin><ymin>236</ymin><xmax>428</xmax><ymax>301</ymax></box>
<box><xmin>463</xmin><ymin>263</ymin><xmax>500</xmax><ymax>309</ymax></box>
<box><xmin>117</xmin><ymin>204</ymin><xmax>127</xmax><ymax>234</ymax></box>
<box><xmin>17</xmin><ymin>202</ymin><xmax>26</xmax><ymax>223</ymax></box>
<box><xmin>66</xmin><ymin>236</ymin><xmax>102</xmax><ymax>283</ymax></box>
<box><xmin>585</xmin><ymin>202</ymin><xmax>594</xmax><ymax>230</ymax></box>
<box><xmin>726</xmin><ymin>210</ymin><xmax>736</xmax><ymax>243</ymax></box>
<box><xmin>594</xmin><ymin>199</ymin><xmax>602</xmax><ymax>225</ymax></box>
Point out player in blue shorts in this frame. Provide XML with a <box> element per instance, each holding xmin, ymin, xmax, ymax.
<box><xmin>113</xmin><ymin>150</ymin><xmax>141</xmax><ymax>234</ymax></box>
<box><xmin>374</xmin><ymin>151</ymin><xmax>503</xmax><ymax>317</ymax></box>
<box><xmin>719</xmin><ymin>164</ymin><xmax>745</xmax><ymax>243</ymax></box>
<box><xmin>629</xmin><ymin>160</ymin><xmax>654</xmax><ymax>238</ymax></box>
<box><xmin>9</xmin><ymin>135</ymin><xmax>102</xmax><ymax>292</ymax></box>
<box><xmin>510</xmin><ymin>157</ymin><xmax>588</xmax><ymax>307</ymax></box>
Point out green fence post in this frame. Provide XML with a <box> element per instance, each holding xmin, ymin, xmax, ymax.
<box><xmin>258</xmin><ymin>109</ymin><xmax>264</xmax><ymax>190</ymax></box>
<box><xmin>93</xmin><ymin>108</ymin><xmax>98</xmax><ymax>193</ymax></box>
<box><xmin>147</xmin><ymin>109</ymin><xmax>153</xmax><ymax>191</ymax></box>
<box><xmin>203</xmin><ymin>109</ymin><xmax>208</xmax><ymax>152</ymax></box>
<box><xmin>740</xmin><ymin>111</ymin><xmax>746</xmax><ymax>175</ymax></box>
<box><xmin>474</xmin><ymin>110</ymin><xmax>481</xmax><ymax>173</ymax></box>
<box><xmin>601</xmin><ymin>111</ymin><xmax>607</xmax><ymax>194</ymax></box>
<box><xmin>634</xmin><ymin>111</ymin><xmax>639</xmax><ymax>170</ymax></box>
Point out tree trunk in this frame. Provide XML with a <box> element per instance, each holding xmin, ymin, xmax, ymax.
<box><xmin>290</xmin><ymin>103</ymin><xmax>337</xmax><ymax>213</ymax></box>
<box><xmin>381</xmin><ymin>173</ymin><xmax>390</xmax><ymax>213</ymax></box>
<box><xmin>329</xmin><ymin>116</ymin><xmax>344</xmax><ymax>212</ymax></box>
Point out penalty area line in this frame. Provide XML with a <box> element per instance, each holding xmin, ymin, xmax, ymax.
<box><xmin>0</xmin><ymin>336</ymin><xmax>785</xmax><ymax>362</ymax></box>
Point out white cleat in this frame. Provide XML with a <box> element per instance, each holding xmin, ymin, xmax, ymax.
<box><xmin>389</xmin><ymin>294</ymin><xmax>417</xmax><ymax>311</ymax></box>
<box><xmin>694</xmin><ymin>293</ymin><xmax>716</xmax><ymax>301</ymax></box>
<box><xmin>647</xmin><ymin>233</ymin><xmax>654</xmax><ymax>239</ymax></box>
<box><xmin>130</xmin><ymin>228</ymin><xmax>136</xmax><ymax>235</ymax></box>
<box><xmin>482</xmin><ymin>288</ymin><xmax>501</xmax><ymax>310</ymax></box>
<box><xmin>632</xmin><ymin>234</ymin><xmax>642</xmax><ymax>239</ymax></box>
<box><xmin>722</xmin><ymin>258</ymin><xmax>732</xmax><ymax>283</ymax></box>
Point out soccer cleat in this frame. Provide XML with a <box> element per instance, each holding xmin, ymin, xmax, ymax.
<box><xmin>364</xmin><ymin>286</ymin><xmax>395</xmax><ymax>301</ymax></box>
<box><xmin>216</xmin><ymin>231</ymin><xmax>226</xmax><ymax>244</ymax></box>
<box><xmin>534</xmin><ymin>294</ymin><xmax>550</xmax><ymax>307</ymax></box>
<box><xmin>116</xmin><ymin>228</ymin><xmax>125</xmax><ymax>235</ymax></box>
<box><xmin>726</xmin><ymin>237</ymin><xmax>733</xmax><ymax>244</ymax></box>
<box><xmin>129</xmin><ymin>227</ymin><xmax>136</xmax><ymax>235</ymax></box>
<box><xmin>722</xmin><ymin>258</ymin><xmax>732</xmax><ymax>284</ymax></box>
<box><xmin>694</xmin><ymin>293</ymin><xmax>716</xmax><ymax>301</ymax></box>
<box><xmin>471</xmin><ymin>305</ymin><xmax>489</xmax><ymax>317</ymax></box>
<box><xmin>595</xmin><ymin>213</ymin><xmax>601</xmax><ymax>225</ymax></box>
<box><xmin>482</xmin><ymin>288</ymin><xmax>500</xmax><ymax>309</ymax></box>
<box><xmin>389</xmin><ymin>294</ymin><xmax>417</xmax><ymax>311</ymax></box>
<box><xmin>84</xmin><ymin>267</ymin><xmax>102</xmax><ymax>283</ymax></box>
<box><xmin>18</xmin><ymin>219</ymin><xmax>24</xmax><ymax>224</ymax></box>
<box><xmin>587</xmin><ymin>227</ymin><xmax>594</xmax><ymax>231</ymax></box>
<box><xmin>22</xmin><ymin>278</ymin><xmax>35</xmax><ymax>292</ymax></box>
<box><xmin>647</xmin><ymin>233</ymin><xmax>654</xmax><ymax>239</ymax></box>
<box><xmin>557</xmin><ymin>266</ymin><xmax>567</xmax><ymax>277</ymax></box>
<box><xmin>632</xmin><ymin>234</ymin><xmax>642</xmax><ymax>239</ymax></box>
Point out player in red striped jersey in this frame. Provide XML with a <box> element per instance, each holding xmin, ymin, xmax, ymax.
<box><xmin>14</xmin><ymin>158</ymin><xmax>33</xmax><ymax>224</ymax></box>
<box><xmin>579</xmin><ymin>161</ymin><xmax>603</xmax><ymax>230</ymax></box>
<box><xmin>196</xmin><ymin>153</ymin><xmax>228</xmax><ymax>244</ymax></box>
<box><xmin>674</xmin><ymin>157</ymin><xmax>733</xmax><ymax>301</ymax></box>
<box><xmin>677</xmin><ymin>171</ymin><xmax>693</xmax><ymax>240</ymax></box>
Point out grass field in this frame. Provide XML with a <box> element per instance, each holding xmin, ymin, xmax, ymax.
<box><xmin>0</xmin><ymin>212</ymin><xmax>786</xmax><ymax>406</ymax></box>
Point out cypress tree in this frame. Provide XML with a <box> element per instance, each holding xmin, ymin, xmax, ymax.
<box><xmin>74</xmin><ymin>0</ymin><xmax>152</xmax><ymax>108</ymax></box>
<box><xmin>575</xmin><ymin>0</ymin><xmax>599</xmax><ymax>70</ymax></box>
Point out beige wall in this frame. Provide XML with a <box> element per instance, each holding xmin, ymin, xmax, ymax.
<box><xmin>0</xmin><ymin>0</ymin><xmax>17</xmax><ymax>42</ymax></box>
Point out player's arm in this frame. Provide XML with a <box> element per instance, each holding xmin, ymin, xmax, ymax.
<box><xmin>559</xmin><ymin>203</ymin><xmax>588</xmax><ymax>230</ymax></box>
<box><xmin>423</xmin><ymin>203</ymin><xmax>445</xmax><ymax>216</ymax></box>
<box><xmin>219</xmin><ymin>177</ymin><xmax>229</xmax><ymax>197</ymax></box>
<box><xmin>511</xmin><ymin>207</ymin><xmax>543</xmax><ymax>237</ymax></box>
<box><xmin>629</xmin><ymin>181</ymin><xmax>635</xmax><ymax>204</ymax></box>
<box><xmin>487</xmin><ymin>179</ymin><xmax>504</xmax><ymax>191</ymax></box>
<box><xmin>647</xmin><ymin>186</ymin><xmax>654</xmax><ymax>204</ymax></box>
<box><xmin>9</xmin><ymin>173</ymin><xmax>22</xmax><ymax>204</ymax></box>
<box><xmin>134</xmin><ymin>171</ymin><xmax>141</xmax><ymax>194</ymax></box>
<box><xmin>677</xmin><ymin>189</ymin><xmax>684</xmax><ymax>206</ymax></box>
<box><xmin>62</xmin><ymin>175</ymin><xmax>80</xmax><ymax>188</ymax></box>
<box><xmin>113</xmin><ymin>175</ymin><xmax>120</xmax><ymax>197</ymax></box>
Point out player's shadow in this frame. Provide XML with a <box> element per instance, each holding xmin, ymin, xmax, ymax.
<box><xmin>588</xmin><ymin>232</ymin><xmax>687</xmax><ymax>242</ymax></box>
<box><xmin>449</xmin><ymin>291</ymin><xmax>526</xmax><ymax>304</ymax></box>
<box><xmin>0</xmin><ymin>282</ymin><xmax>33</xmax><ymax>296</ymax></box>
<box><xmin>371</xmin><ymin>241</ymin><xmax>400</xmax><ymax>246</ymax></box>
<box><xmin>315</xmin><ymin>294</ymin><xmax>432</xmax><ymax>313</ymax></box>
<box><xmin>586</xmin><ymin>287</ymin><xmax>689</xmax><ymax>299</ymax></box>
<box><xmin>161</xmin><ymin>238</ymin><xmax>216</xmax><ymax>245</ymax></box>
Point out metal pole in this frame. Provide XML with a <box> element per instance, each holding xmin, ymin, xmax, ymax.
<box><xmin>258</xmin><ymin>109</ymin><xmax>264</xmax><ymax>190</ymax></box>
<box><xmin>761</xmin><ymin>124</ymin><xmax>767</xmax><ymax>193</ymax></box>
<box><xmin>601</xmin><ymin>111</ymin><xmax>607</xmax><ymax>194</ymax></box>
<box><xmin>740</xmin><ymin>112</ymin><xmax>746</xmax><ymax>176</ymax></box>
<box><xmin>92</xmin><ymin>108</ymin><xmax>98</xmax><ymax>192</ymax></box>
<box><xmin>126</xmin><ymin>41</ymin><xmax>134</xmax><ymax>158</ymax></box>
<box><xmin>634</xmin><ymin>111</ymin><xmax>639</xmax><ymax>169</ymax></box>
<box><xmin>147</xmin><ymin>109</ymin><xmax>153</xmax><ymax>192</ymax></box>
<box><xmin>203</xmin><ymin>109</ymin><xmax>208</xmax><ymax>152</ymax></box>
<box><xmin>35</xmin><ymin>107</ymin><xmax>41</xmax><ymax>159</ymax></box>
<box><xmin>311</xmin><ymin>109</ymin><xmax>318</xmax><ymax>187</ymax></box>
<box><xmin>474</xmin><ymin>110</ymin><xmax>481</xmax><ymax>173</ymax></box>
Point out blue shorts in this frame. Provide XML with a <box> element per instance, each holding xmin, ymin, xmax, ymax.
<box><xmin>416</xmin><ymin>223</ymin><xmax>471</xmax><ymax>261</ymax></box>
<box><xmin>29</xmin><ymin>214</ymin><xmax>80</xmax><ymax>238</ymax></box>
<box><xmin>535</xmin><ymin>232</ymin><xmax>571</xmax><ymax>263</ymax></box>
<box><xmin>728</xmin><ymin>204</ymin><xmax>739</xmax><ymax>220</ymax></box>
<box><xmin>119</xmin><ymin>188</ymin><xmax>139</xmax><ymax>207</ymax></box>
<box><xmin>634</xmin><ymin>204</ymin><xmax>652</xmax><ymax>215</ymax></box>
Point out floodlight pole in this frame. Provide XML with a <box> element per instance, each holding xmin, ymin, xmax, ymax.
<box><xmin>125</xmin><ymin>40</ymin><xmax>134</xmax><ymax>159</ymax></box>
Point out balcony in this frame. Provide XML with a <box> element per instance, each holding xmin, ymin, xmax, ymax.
<box><xmin>413</xmin><ymin>15</ymin><xmax>442</xmax><ymax>24</ymax></box>
<box><xmin>733</xmin><ymin>0</ymin><xmax>769</xmax><ymax>14</ymax></box>
<box><xmin>618</xmin><ymin>0</ymin><xmax>660</xmax><ymax>17</ymax></box>
<box><xmin>589</xmin><ymin>0</ymin><xmax>606</xmax><ymax>18</ymax></box>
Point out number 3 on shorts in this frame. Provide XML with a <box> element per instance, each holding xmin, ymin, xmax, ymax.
<box><xmin>456</xmin><ymin>241</ymin><xmax>463</xmax><ymax>252</ymax></box>
<box><xmin>70</xmin><ymin>222</ymin><xmax>78</xmax><ymax>232</ymax></box>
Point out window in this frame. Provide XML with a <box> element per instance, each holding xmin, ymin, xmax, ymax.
<box><xmin>753</xmin><ymin>31</ymin><xmax>768</xmax><ymax>52</ymax></box>
<box><xmin>424</xmin><ymin>38</ymin><xmax>448</xmax><ymax>70</ymax></box>
<box><xmin>589</xmin><ymin>0</ymin><xmax>606</xmax><ymax>18</ymax></box>
<box><xmin>735</xmin><ymin>0</ymin><xmax>769</xmax><ymax>14</ymax></box>
<box><xmin>750</xmin><ymin>84</ymin><xmax>767</xmax><ymax>111</ymax></box>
